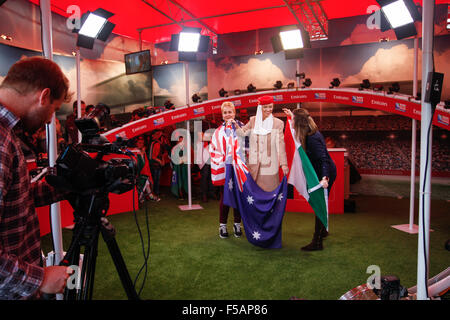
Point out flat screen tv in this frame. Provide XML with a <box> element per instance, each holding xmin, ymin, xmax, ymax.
<box><xmin>125</xmin><ymin>50</ymin><xmax>151</xmax><ymax>75</ymax></box>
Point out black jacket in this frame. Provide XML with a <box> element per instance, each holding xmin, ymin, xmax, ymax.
<box><xmin>305</xmin><ymin>131</ymin><xmax>337</xmax><ymax>189</ymax></box>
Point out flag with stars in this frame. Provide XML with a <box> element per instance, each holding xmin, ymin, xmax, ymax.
<box><xmin>222</xmin><ymin>124</ymin><xmax>288</xmax><ymax>249</ymax></box>
<box><xmin>224</xmin><ymin>164</ymin><xmax>287</xmax><ymax>249</ymax></box>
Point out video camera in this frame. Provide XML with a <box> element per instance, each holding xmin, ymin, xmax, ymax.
<box><xmin>47</xmin><ymin>103</ymin><xmax>137</xmax><ymax>196</ymax></box>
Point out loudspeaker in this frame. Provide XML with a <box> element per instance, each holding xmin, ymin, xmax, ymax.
<box><xmin>424</xmin><ymin>71</ymin><xmax>444</xmax><ymax>106</ymax></box>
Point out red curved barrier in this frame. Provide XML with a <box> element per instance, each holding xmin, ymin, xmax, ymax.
<box><xmin>103</xmin><ymin>88</ymin><xmax>449</xmax><ymax>142</ymax></box>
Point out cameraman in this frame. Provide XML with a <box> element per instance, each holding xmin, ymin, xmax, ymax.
<box><xmin>0</xmin><ymin>57</ymin><xmax>72</xmax><ymax>299</ymax></box>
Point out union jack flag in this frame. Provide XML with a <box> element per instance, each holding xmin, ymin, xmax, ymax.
<box><xmin>228</xmin><ymin>123</ymin><xmax>248</xmax><ymax>192</ymax></box>
<box><xmin>209</xmin><ymin>121</ymin><xmax>246</xmax><ymax>187</ymax></box>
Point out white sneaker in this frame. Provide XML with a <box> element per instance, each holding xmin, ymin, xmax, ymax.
<box><xmin>233</xmin><ymin>223</ymin><xmax>242</xmax><ymax>238</ymax></box>
<box><xmin>219</xmin><ymin>225</ymin><xmax>229</xmax><ymax>238</ymax></box>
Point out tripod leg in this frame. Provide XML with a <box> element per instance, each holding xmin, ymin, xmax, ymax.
<box><xmin>100</xmin><ymin>218</ymin><xmax>140</xmax><ymax>300</ymax></box>
<box><xmin>80</xmin><ymin>230</ymin><xmax>100</xmax><ymax>300</ymax></box>
<box><xmin>62</xmin><ymin>221</ymin><xmax>85</xmax><ymax>300</ymax></box>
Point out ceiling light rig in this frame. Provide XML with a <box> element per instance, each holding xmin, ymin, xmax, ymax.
<box><xmin>271</xmin><ymin>25</ymin><xmax>311</xmax><ymax>60</ymax></box>
<box><xmin>74</xmin><ymin>8</ymin><xmax>116</xmax><ymax>49</ymax></box>
<box><xmin>376</xmin><ymin>0</ymin><xmax>421</xmax><ymax>40</ymax></box>
<box><xmin>169</xmin><ymin>27</ymin><xmax>210</xmax><ymax>61</ymax></box>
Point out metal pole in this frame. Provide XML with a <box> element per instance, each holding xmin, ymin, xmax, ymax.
<box><xmin>296</xmin><ymin>59</ymin><xmax>301</xmax><ymax>109</ymax></box>
<box><xmin>185</xmin><ymin>62</ymin><xmax>192</xmax><ymax>208</ymax></box>
<box><xmin>417</xmin><ymin>0</ymin><xmax>434</xmax><ymax>300</ymax></box>
<box><xmin>40</xmin><ymin>0</ymin><xmax>64</xmax><ymax>266</ymax></box>
<box><xmin>409</xmin><ymin>37</ymin><xmax>419</xmax><ymax>230</ymax></box>
<box><xmin>76</xmin><ymin>47</ymin><xmax>82</xmax><ymax>142</ymax></box>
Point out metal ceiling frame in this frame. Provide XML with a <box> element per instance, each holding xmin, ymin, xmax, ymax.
<box><xmin>137</xmin><ymin>2</ymin><xmax>287</xmax><ymax>33</ymax></box>
<box><xmin>138</xmin><ymin>0</ymin><xmax>329</xmax><ymax>43</ymax></box>
<box><xmin>284</xmin><ymin>0</ymin><xmax>329</xmax><ymax>40</ymax></box>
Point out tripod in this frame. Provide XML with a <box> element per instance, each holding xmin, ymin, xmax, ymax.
<box><xmin>61</xmin><ymin>192</ymin><xmax>139</xmax><ymax>300</ymax></box>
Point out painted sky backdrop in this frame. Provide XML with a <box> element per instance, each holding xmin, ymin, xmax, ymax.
<box><xmin>152</xmin><ymin>61</ymin><xmax>208</xmax><ymax>107</ymax></box>
<box><xmin>1</xmin><ymin>33</ymin><xmax>449</xmax><ymax>119</ymax></box>
<box><xmin>208</xmin><ymin>35</ymin><xmax>450</xmax><ymax>101</ymax></box>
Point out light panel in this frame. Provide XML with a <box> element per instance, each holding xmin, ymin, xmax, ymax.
<box><xmin>79</xmin><ymin>13</ymin><xmax>107</xmax><ymax>38</ymax></box>
<box><xmin>279</xmin><ymin>29</ymin><xmax>304</xmax><ymax>50</ymax></box>
<box><xmin>178</xmin><ymin>32</ymin><xmax>201</xmax><ymax>52</ymax></box>
<box><xmin>381</xmin><ymin>0</ymin><xmax>414</xmax><ymax>29</ymax></box>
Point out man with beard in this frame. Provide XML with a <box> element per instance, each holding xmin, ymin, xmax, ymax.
<box><xmin>0</xmin><ymin>57</ymin><xmax>73</xmax><ymax>299</ymax></box>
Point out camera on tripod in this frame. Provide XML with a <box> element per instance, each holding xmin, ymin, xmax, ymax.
<box><xmin>48</xmin><ymin>103</ymin><xmax>137</xmax><ymax>196</ymax></box>
<box><xmin>46</xmin><ymin>103</ymin><xmax>141</xmax><ymax>300</ymax></box>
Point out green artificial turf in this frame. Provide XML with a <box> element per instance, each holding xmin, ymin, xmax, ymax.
<box><xmin>40</xmin><ymin>192</ymin><xmax>450</xmax><ymax>301</ymax></box>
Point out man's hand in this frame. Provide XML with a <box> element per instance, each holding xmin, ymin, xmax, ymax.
<box><xmin>39</xmin><ymin>266</ymin><xmax>72</xmax><ymax>294</ymax></box>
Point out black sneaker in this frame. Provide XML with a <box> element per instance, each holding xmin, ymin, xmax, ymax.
<box><xmin>219</xmin><ymin>225</ymin><xmax>229</xmax><ymax>239</ymax></box>
<box><xmin>233</xmin><ymin>224</ymin><xmax>242</xmax><ymax>238</ymax></box>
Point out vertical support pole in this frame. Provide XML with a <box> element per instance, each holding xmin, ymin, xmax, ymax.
<box><xmin>417</xmin><ymin>0</ymin><xmax>434</xmax><ymax>300</ymax></box>
<box><xmin>76</xmin><ymin>47</ymin><xmax>82</xmax><ymax>142</ymax></box>
<box><xmin>296</xmin><ymin>59</ymin><xmax>301</xmax><ymax>109</ymax></box>
<box><xmin>185</xmin><ymin>62</ymin><xmax>192</xmax><ymax>208</ymax></box>
<box><xmin>40</xmin><ymin>0</ymin><xmax>64</xmax><ymax>266</ymax></box>
<box><xmin>409</xmin><ymin>37</ymin><xmax>419</xmax><ymax>230</ymax></box>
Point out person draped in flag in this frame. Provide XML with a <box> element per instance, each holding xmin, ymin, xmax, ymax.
<box><xmin>210</xmin><ymin>101</ymin><xmax>244</xmax><ymax>238</ymax></box>
<box><xmin>221</xmin><ymin>96</ymin><xmax>289</xmax><ymax>249</ymax></box>
<box><xmin>233</xmin><ymin>95</ymin><xmax>289</xmax><ymax>191</ymax></box>
<box><xmin>283</xmin><ymin>107</ymin><xmax>337</xmax><ymax>251</ymax></box>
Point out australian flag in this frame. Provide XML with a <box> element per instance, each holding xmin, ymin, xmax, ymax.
<box><xmin>221</xmin><ymin>124</ymin><xmax>288</xmax><ymax>249</ymax></box>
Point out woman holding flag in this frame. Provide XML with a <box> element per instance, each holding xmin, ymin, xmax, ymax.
<box><xmin>283</xmin><ymin>107</ymin><xmax>336</xmax><ymax>251</ymax></box>
<box><xmin>210</xmin><ymin>101</ymin><xmax>243</xmax><ymax>239</ymax></box>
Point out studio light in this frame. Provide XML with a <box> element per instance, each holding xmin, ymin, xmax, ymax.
<box><xmin>274</xmin><ymin>81</ymin><xmax>283</xmax><ymax>90</ymax></box>
<box><xmin>192</xmin><ymin>93</ymin><xmax>202</xmax><ymax>103</ymax></box>
<box><xmin>79</xmin><ymin>14</ymin><xmax>106</xmax><ymax>38</ymax></box>
<box><xmin>271</xmin><ymin>26</ymin><xmax>310</xmax><ymax>60</ymax></box>
<box><xmin>376</xmin><ymin>0</ymin><xmax>421</xmax><ymax>40</ymax></box>
<box><xmin>359</xmin><ymin>79</ymin><xmax>371</xmax><ymax>90</ymax></box>
<box><xmin>302</xmin><ymin>78</ymin><xmax>312</xmax><ymax>88</ymax></box>
<box><xmin>287</xmin><ymin>82</ymin><xmax>295</xmax><ymax>89</ymax></box>
<box><xmin>280</xmin><ymin>29</ymin><xmax>304</xmax><ymax>50</ymax></box>
<box><xmin>329</xmin><ymin>78</ymin><xmax>341</xmax><ymax>89</ymax></box>
<box><xmin>169</xmin><ymin>27</ymin><xmax>210</xmax><ymax>61</ymax></box>
<box><xmin>180</xmin><ymin>32</ymin><xmax>200</xmax><ymax>52</ymax></box>
<box><xmin>381</xmin><ymin>1</ymin><xmax>413</xmax><ymax>28</ymax></box>
<box><xmin>219</xmin><ymin>88</ymin><xmax>228</xmax><ymax>97</ymax></box>
<box><xmin>296</xmin><ymin>72</ymin><xmax>306</xmax><ymax>79</ymax></box>
<box><xmin>373</xmin><ymin>84</ymin><xmax>384</xmax><ymax>91</ymax></box>
<box><xmin>388</xmin><ymin>82</ymin><xmax>400</xmax><ymax>94</ymax></box>
<box><xmin>247</xmin><ymin>84</ymin><xmax>256</xmax><ymax>93</ymax></box>
<box><xmin>75</xmin><ymin>9</ymin><xmax>115</xmax><ymax>49</ymax></box>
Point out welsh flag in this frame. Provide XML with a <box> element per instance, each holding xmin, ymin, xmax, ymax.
<box><xmin>285</xmin><ymin>118</ymin><xmax>328</xmax><ymax>230</ymax></box>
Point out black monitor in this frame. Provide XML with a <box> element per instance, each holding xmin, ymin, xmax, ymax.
<box><xmin>125</xmin><ymin>50</ymin><xmax>151</xmax><ymax>75</ymax></box>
